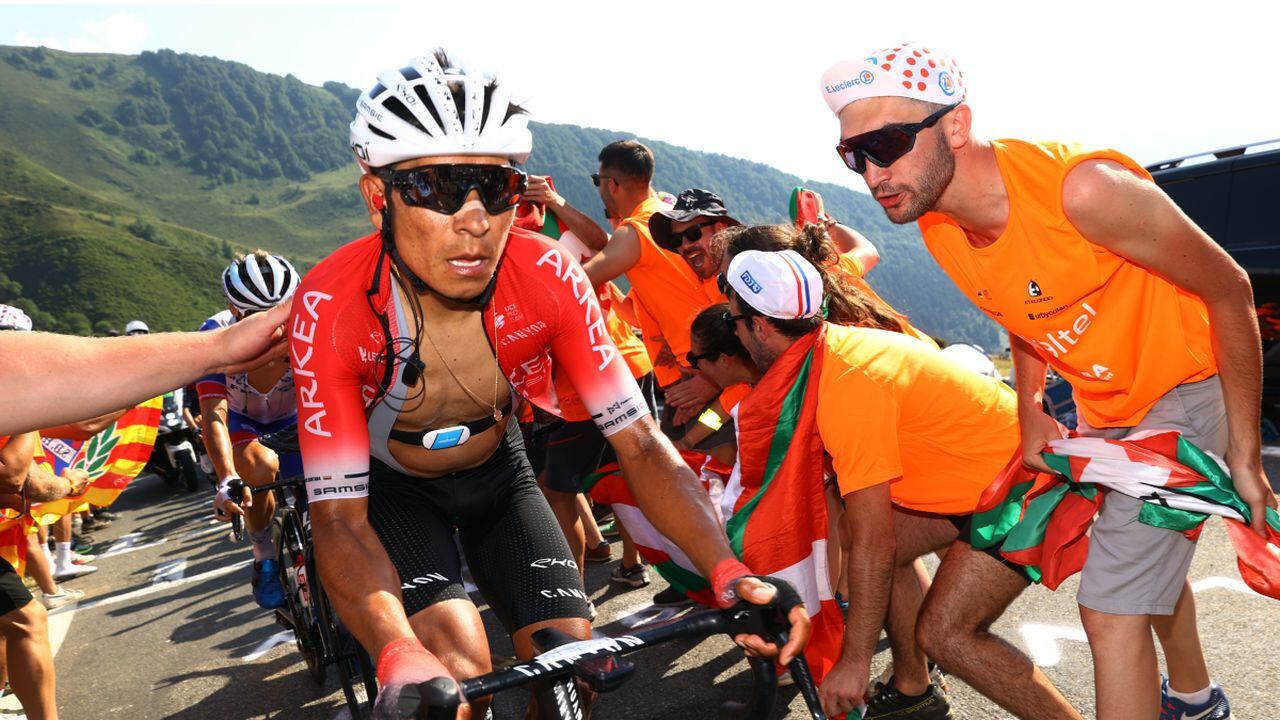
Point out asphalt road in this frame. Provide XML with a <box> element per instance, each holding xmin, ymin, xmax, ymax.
<box><xmin>10</xmin><ymin>464</ymin><xmax>1280</xmax><ymax>720</ymax></box>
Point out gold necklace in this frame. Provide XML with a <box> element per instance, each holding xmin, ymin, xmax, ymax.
<box><xmin>420</xmin><ymin>322</ymin><xmax>503</xmax><ymax>423</ymax></box>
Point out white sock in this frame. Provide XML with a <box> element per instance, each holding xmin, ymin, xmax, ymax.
<box><xmin>249</xmin><ymin>529</ymin><xmax>275</xmax><ymax>562</ymax></box>
<box><xmin>1167</xmin><ymin>682</ymin><xmax>1213</xmax><ymax>706</ymax></box>
<box><xmin>55</xmin><ymin>542</ymin><xmax>71</xmax><ymax>569</ymax></box>
<box><xmin>43</xmin><ymin>545</ymin><xmax>54</xmax><ymax>567</ymax></box>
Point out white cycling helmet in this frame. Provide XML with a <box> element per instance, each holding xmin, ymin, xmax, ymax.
<box><xmin>349</xmin><ymin>50</ymin><xmax>532</xmax><ymax>172</ymax></box>
<box><xmin>0</xmin><ymin>304</ymin><xmax>32</xmax><ymax>331</ymax></box>
<box><xmin>221</xmin><ymin>253</ymin><xmax>299</xmax><ymax>313</ymax></box>
<box><xmin>124</xmin><ymin>320</ymin><xmax>150</xmax><ymax>335</ymax></box>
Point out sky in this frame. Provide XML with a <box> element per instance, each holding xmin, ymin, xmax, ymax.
<box><xmin>3</xmin><ymin>1</ymin><xmax>1277</xmax><ymax>192</ymax></box>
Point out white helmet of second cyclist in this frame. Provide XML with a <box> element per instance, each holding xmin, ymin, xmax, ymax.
<box><xmin>349</xmin><ymin>50</ymin><xmax>532</xmax><ymax>172</ymax></box>
<box><xmin>124</xmin><ymin>320</ymin><xmax>150</xmax><ymax>335</ymax></box>
<box><xmin>222</xmin><ymin>253</ymin><xmax>299</xmax><ymax>313</ymax></box>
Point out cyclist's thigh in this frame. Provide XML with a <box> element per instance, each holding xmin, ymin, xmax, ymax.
<box><xmin>461</xmin><ymin>427</ymin><xmax>590</xmax><ymax>632</ymax></box>
<box><xmin>367</xmin><ymin>460</ymin><xmax>470</xmax><ymax>617</ymax></box>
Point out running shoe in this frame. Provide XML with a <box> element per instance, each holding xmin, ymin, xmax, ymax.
<box><xmin>94</xmin><ymin>510</ymin><xmax>121</xmax><ymax>522</ymax></box>
<box><xmin>1160</xmin><ymin>677</ymin><xmax>1232</xmax><ymax>720</ymax></box>
<box><xmin>251</xmin><ymin>559</ymin><xmax>286</xmax><ymax>609</ymax></box>
<box><xmin>72</xmin><ymin>536</ymin><xmax>95</xmax><ymax>553</ymax></box>
<box><xmin>872</xmin><ymin>663</ymin><xmax>949</xmax><ymax>697</ymax></box>
<box><xmin>864</xmin><ymin>678</ymin><xmax>953</xmax><ymax>720</ymax></box>
<box><xmin>81</xmin><ymin>516</ymin><xmax>111</xmax><ymax>532</ymax></box>
<box><xmin>53</xmin><ymin>564</ymin><xmax>98</xmax><ymax>582</ymax></box>
<box><xmin>585</xmin><ymin>541</ymin><xmax>612</xmax><ymax>563</ymax></box>
<box><xmin>40</xmin><ymin>587</ymin><xmax>84</xmax><ymax>609</ymax></box>
<box><xmin>609</xmin><ymin>563</ymin><xmax>649</xmax><ymax>588</ymax></box>
<box><xmin>651</xmin><ymin>585</ymin><xmax>693</xmax><ymax>607</ymax></box>
<box><xmin>72</xmin><ymin>554</ymin><xmax>96</xmax><ymax>564</ymax></box>
<box><xmin>587</xmin><ymin>601</ymin><xmax>598</xmax><ymax>622</ymax></box>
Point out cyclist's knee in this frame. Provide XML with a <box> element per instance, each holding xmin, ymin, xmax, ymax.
<box><xmin>409</xmin><ymin>602</ymin><xmax>492</xmax><ymax>680</ymax></box>
<box><xmin>235</xmin><ymin>441</ymin><xmax>280</xmax><ymax>486</ymax></box>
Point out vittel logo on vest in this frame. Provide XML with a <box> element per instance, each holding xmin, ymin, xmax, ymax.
<box><xmin>1034</xmin><ymin>302</ymin><xmax>1103</xmax><ymax>365</ymax></box>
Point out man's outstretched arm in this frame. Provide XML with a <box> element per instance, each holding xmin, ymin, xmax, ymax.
<box><xmin>0</xmin><ymin>301</ymin><xmax>290</xmax><ymax>436</ymax></box>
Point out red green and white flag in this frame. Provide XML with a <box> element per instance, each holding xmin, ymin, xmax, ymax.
<box><xmin>971</xmin><ymin>429</ymin><xmax>1280</xmax><ymax>597</ymax></box>
<box><xmin>587</xmin><ymin>451</ymin><xmax>727</xmax><ymax>608</ymax></box>
<box><xmin>724</xmin><ymin>326</ymin><xmax>845</xmax><ymax>685</ymax></box>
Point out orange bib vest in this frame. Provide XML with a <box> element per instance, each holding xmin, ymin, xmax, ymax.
<box><xmin>919</xmin><ymin>139</ymin><xmax>1216</xmax><ymax>428</ymax></box>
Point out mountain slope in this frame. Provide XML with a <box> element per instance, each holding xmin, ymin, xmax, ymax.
<box><xmin>0</xmin><ymin>45</ymin><xmax>999</xmax><ymax>348</ymax></box>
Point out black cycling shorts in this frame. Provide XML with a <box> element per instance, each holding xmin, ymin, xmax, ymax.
<box><xmin>367</xmin><ymin>420</ymin><xmax>590</xmax><ymax>631</ymax></box>
<box><xmin>0</xmin><ymin>558</ymin><xmax>32</xmax><ymax>616</ymax></box>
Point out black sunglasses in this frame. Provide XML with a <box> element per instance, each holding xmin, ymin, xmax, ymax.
<box><xmin>377</xmin><ymin>164</ymin><xmax>527</xmax><ymax>215</ymax></box>
<box><xmin>721</xmin><ymin>310</ymin><xmax>750</xmax><ymax>334</ymax></box>
<box><xmin>835</xmin><ymin>102</ymin><xmax>959</xmax><ymax>174</ymax></box>
<box><xmin>685</xmin><ymin>350</ymin><xmax>721</xmax><ymax>368</ymax></box>
<box><xmin>716</xmin><ymin>273</ymin><xmax>732</xmax><ymax>297</ymax></box>
<box><xmin>591</xmin><ymin>172</ymin><xmax>615</xmax><ymax>188</ymax></box>
<box><xmin>673</xmin><ymin>220</ymin><xmax>718</xmax><ymax>247</ymax></box>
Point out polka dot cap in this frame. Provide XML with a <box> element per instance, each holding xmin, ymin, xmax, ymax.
<box><xmin>820</xmin><ymin>42</ymin><xmax>966</xmax><ymax>115</ymax></box>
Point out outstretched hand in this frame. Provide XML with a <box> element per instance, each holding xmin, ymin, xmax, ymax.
<box><xmin>215</xmin><ymin>300</ymin><xmax>293</xmax><ymax>375</ymax></box>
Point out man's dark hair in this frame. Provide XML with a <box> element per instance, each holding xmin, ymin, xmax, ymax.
<box><xmin>691</xmin><ymin>303</ymin><xmax>751</xmax><ymax>362</ymax></box>
<box><xmin>598</xmin><ymin>140</ymin><xmax>654</xmax><ymax>184</ymax></box>
<box><xmin>734</xmin><ymin>297</ymin><xmax>823</xmax><ymax>339</ymax></box>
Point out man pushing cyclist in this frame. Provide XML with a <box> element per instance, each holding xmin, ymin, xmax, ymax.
<box><xmin>292</xmin><ymin>51</ymin><xmax>810</xmax><ymax>718</ymax></box>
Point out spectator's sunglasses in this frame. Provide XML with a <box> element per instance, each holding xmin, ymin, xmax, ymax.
<box><xmin>673</xmin><ymin>220</ymin><xmax>718</xmax><ymax>246</ymax></box>
<box><xmin>685</xmin><ymin>350</ymin><xmax>721</xmax><ymax>369</ymax></box>
<box><xmin>835</xmin><ymin>103</ymin><xmax>959</xmax><ymax>174</ymax></box>
<box><xmin>377</xmin><ymin>164</ymin><xmax>527</xmax><ymax>215</ymax></box>
<box><xmin>722</xmin><ymin>310</ymin><xmax>750</xmax><ymax>334</ymax></box>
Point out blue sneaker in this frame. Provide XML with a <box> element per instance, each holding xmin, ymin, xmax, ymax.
<box><xmin>1160</xmin><ymin>677</ymin><xmax>1232</xmax><ymax>720</ymax></box>
<box><xmin>251</xmin><ymin>559</ymin><xmax>285</xmax><ymax>609</ymax></box>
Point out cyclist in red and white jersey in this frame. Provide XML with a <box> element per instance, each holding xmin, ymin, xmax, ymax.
<box><xmin>292</xmin><ymin>50</ymin><xmax>810</xmax><ymax>718</ymax></box>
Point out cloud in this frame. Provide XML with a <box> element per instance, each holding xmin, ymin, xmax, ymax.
<box><xmin>13</xmin><ymin>13</ymin><xmax>148</xmax><ymax>55</ymax></box>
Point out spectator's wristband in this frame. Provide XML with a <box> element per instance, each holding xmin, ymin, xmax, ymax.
<box><xmin>376</xmin><ymin>636</ymin><xmax>450</xmax><ymax>687</ymax></box>
<box><xmin>711</xmin><ymin>558</ymin><xmax>753</xmax><ymax>609</ymax></box>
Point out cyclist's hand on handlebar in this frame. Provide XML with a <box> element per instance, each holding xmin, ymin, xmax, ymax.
<box><xmin>213</xmin><ymin>478</ymin><xmax>250</xmax><ymax>522</ymax></box>
<box><xmin>730</xmin><ymin>576</ymin><xmax>811</xmax><ymax>667</ymax></box>
<box><xmin>372</xmin><ymin>637</ymin><xmax>459</xmax><ymax>719</ymax></box>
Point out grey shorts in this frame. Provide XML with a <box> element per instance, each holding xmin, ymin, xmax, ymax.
<box><xmin>1075</xmin><ymin>376</ymin><xmax>1227</xmax><ymax>615</ymax></box>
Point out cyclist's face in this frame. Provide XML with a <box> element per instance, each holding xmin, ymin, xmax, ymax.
<box><xmin>839</xmin><ymin>97</ymin><xmax>957</xmax><ymax>225</ymax></box>
<box><xmin>380</xmin><ymin>154</ymin><xmax>517</xmax><ymax>302</ymax></box>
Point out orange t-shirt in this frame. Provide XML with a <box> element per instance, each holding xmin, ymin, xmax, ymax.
<box><xmin>834</xmin><ymin>254</ymin><xmax>938</xmax><ymax>349</ymax></box>
<box><xmin>816</xmin><ymin>324</ymin><xmax>1019</xmax><ymax>515</ymax></box>
<box><xmin>718</xmin><ymin>383</ymin><xmax>752</xmax><ymax>414</ymax></box>
<box><xmin>620</xmin><ymin>196</ymin><xmax>725</xmax><ymax>387</ymax></box>
<box><xmin>919</xmin><ymin>139</ymin><xmax>1216</xmax><ymax>428</ymax></box>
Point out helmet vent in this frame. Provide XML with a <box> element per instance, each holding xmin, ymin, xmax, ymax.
<box><xmin>384</xmin><ymin>96</ymin><xmax>429</xmax><ymax>136</ymax></box>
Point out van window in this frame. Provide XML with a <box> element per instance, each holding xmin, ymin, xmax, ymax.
<box><xmin>1159</xmin><ymin>168</ymin><xmax>1231</xmax><ymax>243</ymax></box>
<box><xmin>1227</xmin><ymin>161</ymin><xmax>1280</xmax><ymax>249</ymax></box>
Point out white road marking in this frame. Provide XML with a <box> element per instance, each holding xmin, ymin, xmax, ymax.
<box><xmin>1019</xmin><ymin>623</ymin><xmax>1088</xmax><ymax>667</ymax></box>
<box><xmin>98</xmin><ymin>532</ymin><xmax>168</xmax><ymax>558</ymax></box>
<box><xmin>151</xmin><ymin>559</ymin><xmax>188</xmax><ymax>584</ymax></box>
<box><xmin>173</xmin><ymin>521</ymin><xmax>235</xmax><ymax>542</ymax></box>
<box><xmin>242</xmin><ymin>629</ymin><xmax>295</xmax><ymax>662</ymax></box>
<box><xmin>1192</xmin><ymin>575</ymin><xmax>1262</xmax><ymax>597</ymax></box>
<box><xmin>57</xmin><ymin>559</ymin><xmax>254</xmax><ymax>614</ymax></box>
<box><xmin>1261</xmin><ymin>445</ymin><xmax>1280</xmax><ymax>457</ymax></box>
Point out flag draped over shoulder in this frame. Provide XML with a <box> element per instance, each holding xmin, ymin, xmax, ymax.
<box><xmin>727</xmin><ymin>326</ymin><xmax>844</xmax><ymax>684</ymax></box>
<box><xmin>971</xmin><ymin>429</ymin><xmax>1280</xmax><ymax>598</ymax></box>
<box><xmin>587</xmin><ymin>451</ymin><xmax>726</xmax><ymax>608</ymax></box>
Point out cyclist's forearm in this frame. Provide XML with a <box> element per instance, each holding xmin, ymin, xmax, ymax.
<box><xmin>615</xmin><ymin>425</ymin><xmax>734</xmax><ymax>578</ymax></box>
<box><xmin>200</xmin><ymin>406</ymin><xmax>237</xmax><ymax>480</ymax></box>
<box><xmin>313</xmin><ymin>516</ymin><xmax>417</xmax><ymax>656</ymax></box>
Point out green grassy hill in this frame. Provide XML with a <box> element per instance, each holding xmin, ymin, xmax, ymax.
<box><xmin>0</xmin><ymin>45</ymin><xmax>999</xmax><ymax>348</ymax></box>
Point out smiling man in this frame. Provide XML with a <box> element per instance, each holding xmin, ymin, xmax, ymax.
<box><xmin>821</xmin><ymin>42</ymin><xmax>1274</xmax><ymax>720</ymax></box>
<box><xmin>292</xmin><ymin>51</ymin><xmax>810</xmax><ymax>718</ymax></box>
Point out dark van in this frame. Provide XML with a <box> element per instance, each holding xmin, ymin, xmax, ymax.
<box><xmin>1148</xmin><ymin>139</ymin><xmax>1280</xmax><ymax>422</ymax></box>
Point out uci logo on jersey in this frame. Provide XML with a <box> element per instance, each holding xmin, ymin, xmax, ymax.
<box><xmin>739</xmin><ymin>271</ymin><xmax>764</xmax><ymax>294</ymax></box>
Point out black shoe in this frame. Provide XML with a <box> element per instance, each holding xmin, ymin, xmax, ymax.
<box><xmin>94</xmin><ymin>510</ymin><xmax>121</xmax><ymax>522</ymax></box>
<box><xmin>651</xmin><ymin>585</ymin><xmax>692</xmax><ymax>607</ymax></box>
<box><xmin>864</xmin><ymin>679</ymin><xmax>953</xmax><ymax>720</ymax></box>
<box><xmin>81</xmin><ymin>517</ymin><xmax>110</xmax><ymax>532</ymax></box>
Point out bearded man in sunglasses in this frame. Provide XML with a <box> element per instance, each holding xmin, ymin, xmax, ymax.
<box><xmin>291</xmin><ymin>51</ymin><xmax>810</xmax><ymax>718</ymax></box>
<box><xmin>822</xmin><ymin>42</ymin><xmax>1271</xmax><ymax>720</ymax></box>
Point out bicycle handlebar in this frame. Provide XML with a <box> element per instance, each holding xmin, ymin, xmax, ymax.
<box><xmin>407</xmin><ymin>606</ymin><xmax>828</xmax><ymax>720</ymax></box>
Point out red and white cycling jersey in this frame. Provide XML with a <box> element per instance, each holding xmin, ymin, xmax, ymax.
<box><xmin>289</xmin><ymin>227</ymin><xmax>649</xmax><ymax>501</ymax></box>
